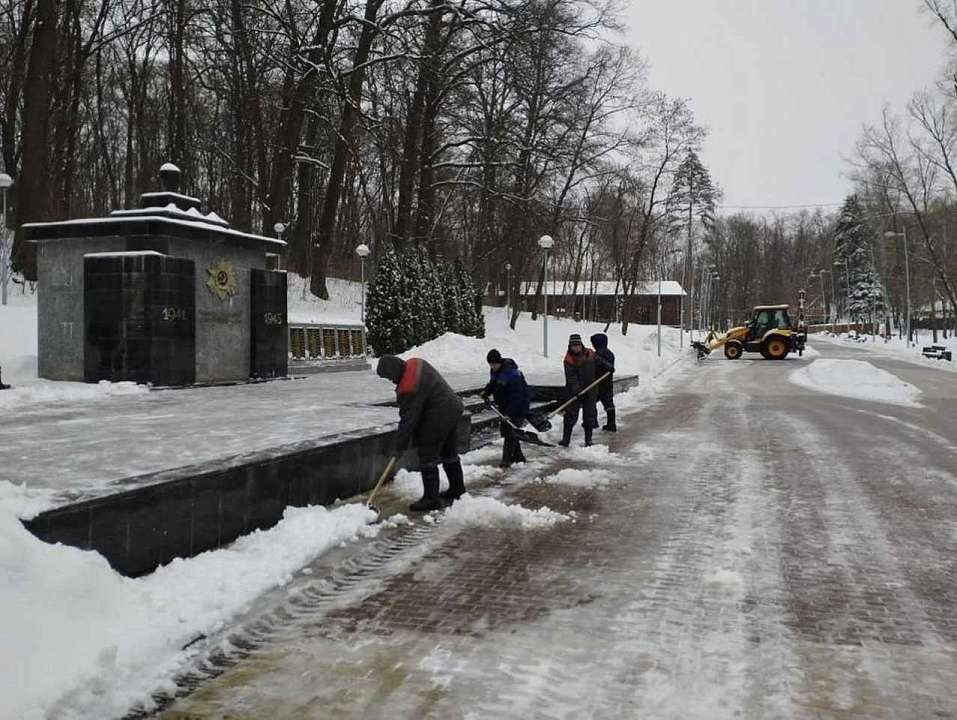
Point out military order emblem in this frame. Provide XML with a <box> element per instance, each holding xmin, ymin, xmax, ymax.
<box><xmin>206</xmin><ymin>260</ymin><xmax>237</xmax><ymax>300</ymax></box>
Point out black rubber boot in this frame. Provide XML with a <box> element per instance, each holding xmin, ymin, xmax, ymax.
<box><xmin>439</xmin><ymin>460</ymin><xmax>466</xmax><ymax>502</ymax></box>
<box><xmin>584</xmin><ymin>427</ymin><xmax>593</xmax><ymax>447</ymax></box>
<box><xmin>410</xmin><ymin>468</ymin><xmax>442</xmax><ymax>512</ymax></box>
<box><xmin>603</xmin><ymin>409</ymin><xmax>617</xmax><ymax>432</ymax></box>
<box><xmin>559</xmin><ymin>423</ymin><xmax>573</xmax><ymax>447</ymax></box>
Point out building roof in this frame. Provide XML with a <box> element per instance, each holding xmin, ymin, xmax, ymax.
<box><xmin>520</xmin><ymin>280</ymin><xmax>686</xmax><ymax>297</ymax></box>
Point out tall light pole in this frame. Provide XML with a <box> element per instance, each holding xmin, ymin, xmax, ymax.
<box><xmin>711</xmin><ymin>273</ymin><xmax>721</xmax><ymax>325</ymax></box>
<box><xmin>0</xmin><ymin>172</ymin><xmax>12</xmax><ymax>306</ymax></box>
<box><xmin>355</xmin><ymin>243</ymin><xmax>370</xmax><ymax>324</ymax></box>
<box><xmin>884</xmin><ymin>229</ymin><xmax>911</xmax><ymax>347</ymax></box>
<box><xmin>833</xmin><ymin>259</ymin><xmax>850</xmax><ymax>333</ymax></box>
<box><xmin>538</xmin><ymin>235</ymin><xmax>554</xmax><ymax>357</ymax></box>
<box><xmin>505</xmin><ymin>262</ymin><xmax>512</xmax><ymax>321</ymax></box>
<box><xmin>816</xmin><ymin>269</ymin><xmax>828</xmax><ymax>327</ymax></box>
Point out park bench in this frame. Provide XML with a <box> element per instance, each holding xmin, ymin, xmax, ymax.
<box><xmin>921</xmin><ymin>345</ymin><xmax>953</xmax><ymax>362</ymax></box>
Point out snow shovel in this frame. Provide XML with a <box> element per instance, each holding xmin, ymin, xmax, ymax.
<box><xmin>365</xmin><ymin>456</ymin><xmax>397</xmax><ymax>514</ymax></box>
<box><xmin>531</xmin><ymin>371</ymin><xmax>612</xmax><ymax>432</ymax></box>
<box><xmin>485</xmin><ymin>401</ymin><xmax>555</xmax><ymax>447</ymax></box>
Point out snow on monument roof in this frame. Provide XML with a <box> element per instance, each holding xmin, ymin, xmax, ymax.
<box><xmin>24</xmin><ymin>215</ymin><xmax>285</xmax><ymax>247</ymax></box>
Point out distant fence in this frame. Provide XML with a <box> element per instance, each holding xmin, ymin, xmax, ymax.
<box><xmin>289</xmin><ymin>323</ymin><xmax>367</xmax><ymax>361</ymax></box>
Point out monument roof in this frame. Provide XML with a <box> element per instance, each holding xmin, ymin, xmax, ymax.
<box><xmin>24</xmin><ymin>214</ymin><xmax>286</xmax><ymax>248</ymax></box>
<box><xmin>23</xmin><ymin>163</ymin><xmax>284</xmax><ymax>249</ymax></box>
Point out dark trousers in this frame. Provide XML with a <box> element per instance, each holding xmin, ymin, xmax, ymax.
<box><xmin>418</xmin><ymin>423</ymin><xmax>461</xmax><ymax>470</ymax></box>
<box><xmin>500</xmin><ymin>418</ymin><xmax>526</xmax><ymax>464</ymax></box>
<box><xmin>563</xmin><ymin>397</ymin><xmax>598</xmax><ymax>431</ymax></box>
<box><xmin>597</xmin><ymin>384</ymin><xmax>614</xmax><ymax>413</ymax></box>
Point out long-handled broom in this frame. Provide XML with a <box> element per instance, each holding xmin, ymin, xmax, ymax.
<box><xmin>365</xmin><ymin>456</ymin><xmax>397</xmax><ymax>514</ymax></box>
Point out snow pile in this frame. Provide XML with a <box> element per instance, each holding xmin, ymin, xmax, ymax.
<box><xmin>788</xmin><ymin>358</ymin><xmax>923</xmax><ymax>407</ymax></box>
<box><xmin>390</xmin><ymin>463</ymin><xmax>503</xmax><ymax>500</ymax></box>
<box><xmin>0</xmin><ymin>487</ymin><xmax>376</xmax><ymax>720</ymax></box>
<box><xmin>542</xmin><ymin>467</ymin><xmax>614</xmax><ymax>488</ymax></box>
<box><xmin>402</xmin><ymin>306</ymin><xmax>685</xmax><ymax>381</ymax></box>
<box><xmin>0</xmin><ymin>378</ymin><xmax>148</xmax><ymax>410</ymax></box>
<box><xmin>440</xmin><ymin>493</ymin><xmax>571</xmax><ymax>529</ymax></box>
<box><xmin>559</xmin><ymin>442</ymin><xmax>630</xmax><ymax>465</ymax></box>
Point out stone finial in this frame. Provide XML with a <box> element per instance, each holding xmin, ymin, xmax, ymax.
<box><xmin>159</xmin><ymin>163</ymin><xmax>182</xmax><ymax>192</ymax></box>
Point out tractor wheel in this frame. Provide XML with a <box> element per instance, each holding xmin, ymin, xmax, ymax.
<box><xmin>724</xmin><ymin>341</ymin><xmax>743</xmax><ymax>360</ymax></box>
<box><xmin>762</xmin><ymin>336</ymin><xmax>789</xmax><ymax>360</ymax></box>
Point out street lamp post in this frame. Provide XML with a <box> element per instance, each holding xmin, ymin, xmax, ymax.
<box><xmin>711</xmin><ymin>274</ymin><xmax>721</xmax><ymax>326</ymax></box>
<box><xmin>271</xmin><ymin>222</ymin><xmax>285</xmax><ymax>273</ymax></box>
<box><xmin>821</xmin><ymin>267</ymin><xmax>836</xmax><ymax>334</ymax></box>
<box><xmin>505</xmin><ymin>262</ymin><xmax>512</xmax><ymax>321</ymax></box>
<box><xmin>538</xmin><ymin>235</ymin><xmax>554</xmax><ymax>357</ymax></box>
<box><xmin>833</xmin><ymin>259</ymin><xmax>850</xmax><ymax>333</ymax></box>
<box><xmin>816</xmin><ymin>269</ymin><xmax>828</xmax><ymax>328</ymax></box>
<box><xmin>0</xmin><ymin>172</ymin><xmax>12</xmax><ymax>306</ymax></box>
<box><xmin>355</xmin><ymin>243</ymin><xmax>371</xmax><ymax>324</ymax></box>
<box><xmin>884</xmin><ymin>229</ymin><xmax>911</xmax><ymax>347</ymax></box>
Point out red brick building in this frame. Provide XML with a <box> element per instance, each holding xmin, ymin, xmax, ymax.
<box><xmin>503</xmin><ymin>280</ymin><xmax>687</xmax><ymax>325</ymax></box>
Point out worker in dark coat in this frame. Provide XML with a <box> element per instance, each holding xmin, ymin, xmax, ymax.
<box><xmin>376</xmin><ymin>355</ymin><xmax>466</xmax><ymax>511</ymax></box>
<box><xmin>482</xmin><ymin>349</ymin><xmax>531</xmax><ymax>467</ymax></box>
<box><xmin>561</xmin><ymin>333</ymin><xmax>598</xmax><ymax>447</ymax></box>
<box><xmin>590</xmin><ymin>333</ymin><xmax>616</xmax><ymax>431</ymax></box>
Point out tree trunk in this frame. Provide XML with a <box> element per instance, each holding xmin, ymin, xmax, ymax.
<box><xmin>310</xmin><ymin>0</ymin><xmax>385</xmax><ymax>299</ymax></box>
<box><xmin>14</xmin><ymin>0</ymin><xmax>58</xmax><ymax>279</ymax></box>
<box><xmin>264</xmin><ymin>0</ymin><xmax>338</xmax><ymax>235</ymax></box>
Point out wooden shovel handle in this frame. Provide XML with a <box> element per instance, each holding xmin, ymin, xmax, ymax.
<box><xmin>548</xmin><ymin>372</ymin><xmax>611</xmax><ymax>418</ymax></box>
<box><xmin>366</xmin><ymin>456</ymin><xmax>397</xmax><ymax>508</ymax></box>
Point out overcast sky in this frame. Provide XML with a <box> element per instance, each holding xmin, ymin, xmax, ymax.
<box><xmin>625</xmin><ymin>0</ymin><xmax>953</xmax><ymax>213</ymax></box>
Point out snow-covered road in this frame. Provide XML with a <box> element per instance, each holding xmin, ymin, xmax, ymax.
<box><xmin>130</xmin><ymin>343</ymin><xmax>957</xmax><ymax>718</ymax></box>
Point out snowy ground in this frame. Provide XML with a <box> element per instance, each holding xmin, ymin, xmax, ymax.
<box><xmin>789</xmin><ymin>358</ymin><xmax>924</xmax><ymax>407</ymax></box>
<box><xmin>813</xmin><ymin>330</ymin><xmax>957</xmax><ymax>373</ymax></box>
<box><xmin>1</xmin><ymin>280</ymin><xmax>693</xmax><ymax>719</ymax></box>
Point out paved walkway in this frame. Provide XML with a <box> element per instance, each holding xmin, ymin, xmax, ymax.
<box><xmin>1</xmin><ymin>370</ymin><xmax>534</xmax><ymax>503</ymax></box>
<box><xmin>156</xmin><ymin>343</ymin><xmax>957</xmax><ymax>719</ymax></box>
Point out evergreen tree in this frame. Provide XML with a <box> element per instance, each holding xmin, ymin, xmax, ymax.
<box><xmin>833</xmin><ymin>195</ymin><xmax>885</xmax><ymax>323</ymax></box>
<box><xmin>440</xmin><ymin>262</ymin><xmax>463</xmax><ymax>332</ymax></box>
<box><xmin>668</xmin><ymin>149</ymin><xmax>720</xmax><ymax>235</ymax></box>
<box><xmin>400</xmin><ymin>248</ymin><xmax>429</xmax><ymax>347</ymax></box>
<box><xmin>419</xmin><ymin>248</ymin><xmax>447</xmax><ymax>342</ymax></box>
<box><xmin>366</xmin><ymin>250</ymin><xmax>416</xmax><ymax>355</ymax></box>
<box><xmin>668</xmin><ymin>150</ymin><xmax>721</xmax><ymax>326</ymax></box>
<box><xmin>455</xmin><ymin>259</ymin><xmax>485</xmax><ymax>337</ymax></box>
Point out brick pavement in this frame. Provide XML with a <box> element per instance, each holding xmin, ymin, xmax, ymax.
<box><xmin>157</xmin><ymin>346</ymin><xmax>957</xmax><ymax>720</ymax></box>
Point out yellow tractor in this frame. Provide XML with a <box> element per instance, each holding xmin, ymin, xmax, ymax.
<box><xmin>693</xmin><ymin>304</ymin><xmax>807</xmax><ymax>361</ymax></box>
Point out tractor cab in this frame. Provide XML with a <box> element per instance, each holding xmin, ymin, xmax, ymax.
<box><xmin>747</xmin><ymin>305</ymin><xmax>793</xmax><ymax>341</ymax></box>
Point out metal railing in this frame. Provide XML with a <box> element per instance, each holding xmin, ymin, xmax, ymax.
<box><xmin>289</xmin><ymin>323</ymin><xmax>367</xmax><ymax>361</ymax></box>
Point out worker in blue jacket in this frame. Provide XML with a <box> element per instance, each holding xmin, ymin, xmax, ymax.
<box><xmin>482</xmin><ymin>349</ymin><xmax>531</xmax><ymax>467</ymax></box>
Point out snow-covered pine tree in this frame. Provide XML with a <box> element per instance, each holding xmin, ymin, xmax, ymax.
<box><xmin>440</xmin><ymin>262</ymin><xmax>463</xmax><ymax>333</ymax></box>
<box><xmin>833</xmin><ymin>195</ymin><xmax>884</xmax><ymax>323</ymax></box>
<box><xmin>455</xmin><ymin>259</ymin><xmax>485</xmax><ymax>338</ymax></box>
<box><xmin>419</xmin><ymin>248</ymin><xmax>447</xmax><ymax>342</ymax></box>
<box><xmin>366</xmin><ymin>249</ymin><xmax>414</xmax><ymax>355</ymax></box>
<box><xmin>399</xmin><ymin>248</ymin><xmax>428</xmax><ymax>347</ymax></box>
